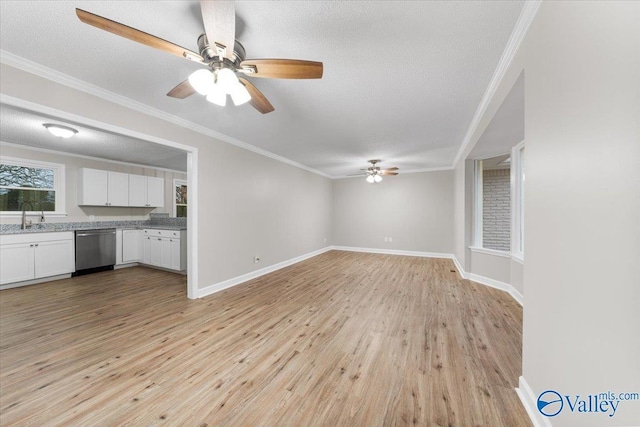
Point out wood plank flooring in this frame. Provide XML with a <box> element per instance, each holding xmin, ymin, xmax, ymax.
<box><xmin>0</xmin><ymin>251</ymin><xmax>530</xmax><ymax>426</ymax></box>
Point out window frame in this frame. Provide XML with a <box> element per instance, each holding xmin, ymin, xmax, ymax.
<box><xmin>0</xmin><ymin>156</ymin><xmax>66</xmax><ymax>217</ymax></box>
<box><xmin>473</xmin><ymin>153</ymin><xmax>512</xmax><ymax>254</ymax></box>
<box><xmin>172</xmin><ymin>178</ymin><xmax>187</xmax><ymax>218</ymax></box>
<box><xmin>510</xmin><ymin>141</ymin><xmax>525</xmax><ymax>262</ymax></box>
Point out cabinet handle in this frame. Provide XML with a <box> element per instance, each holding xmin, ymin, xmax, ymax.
<box><xmin>30</xmin><ymin>244</ymin><xmax>34</xmax><ymax>247</ymax></box>
<box><xmin>35</xmin><ymin>244</ymin><xmax>39</xmax><ymax>247</ymax></box>
<box><xmin>170</xmin><ymin>239</ymin><xmax>172</xmax><ymax>242</ymax></box>
<box><xmin>158</xmin><ymin>238</ymin><xmax>162</xmax><ymax>241</ymax></box>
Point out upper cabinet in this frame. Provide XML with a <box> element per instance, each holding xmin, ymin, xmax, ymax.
<box><xmin>77</xmin><ymin>168</ymin><xmax>129</xmax><ymax>206</ymax></box>
<box><xmin>78</xmin><ymin>168</ymin><xmax>164</xmax><ymax>208</ymax></box>
<box><xmin>128</xmin><ymin>175</ymin><xmax>164</xmax><ymax>208</ymax></box>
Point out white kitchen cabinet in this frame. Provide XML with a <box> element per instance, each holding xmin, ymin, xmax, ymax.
<box><xmin>122</xmin><ymin>229</ymin><xmax>143</xmax><ymax>263</ymax></box>
<box><xmin>128</xmin><ymin>175</ymin><xmax>164</xmax><ymax>208</ymax></box>
<box><xmin>140</xmin><ymin>229</ymin><xmax>186</xmax><ymax>272</ymax></box>
<box><xmin>169</xmin><ymin>238</ymin><xmax>181</xmax><ymax>271</ymax></box>
<box><xmin>0</xmin><ymin>243</ymin><xmax>35</xmax><ymax>284</ymax></box>
<box><xmin>146</xmin><ymin>177</ymin><xmax>164</xmax><ymax>208</ymax></box>
<box><xmin>0</xmin><ymin>232</ymin><xmax>74</xmax><ymax>286</ymax></box>
<box><xmin>77</xmin><ymin>168</ymin><xmax>129</xmax><ymax>207</ymax></box>
<box><xmin>34</xmin><ymin>240</ymin><xmax>75</xmax><ymax>278</ymax></box>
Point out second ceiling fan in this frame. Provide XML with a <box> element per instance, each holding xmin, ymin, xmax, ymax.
<box><xmin>349</xmin><ymin>160</ymin><xmax>399</xmax><ymax>183</ymax></box>
<box><xmin>76</xmin><ymin>0</ymin><xmax>323</xmax><ymax>114</ymax></box>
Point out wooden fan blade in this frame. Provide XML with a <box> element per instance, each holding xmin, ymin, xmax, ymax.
<box><xmin>240</xmin><ymin>59</ymin><xmax>323</xmax><ymax>79</ymax></box>
<box><xmin>383</xmin><ymin>167</ymin><xmax>399</xmax><ymax>171</ymax></box>
<box><xmin>380</xmin><ymin>171</ymin><xmax>399</xmax><ymax>176</ymax></box>
<box><xmin>75</xmin><ymin>9</ymin><xmax>204</xmax><ymax>63</ymax></box>
<box><xmin>200</xmin><ymin>0</ymin><xmax>235</xmax><ymax>60</ymax></box>
<box><xmin>238</xmin><ymin>77</ymin><xmax>275</xmax><ymax>114</ymax></box>
<box><xmin>167</xmin><ymin>80</ymin><xmax>196</xmax><ymax>99</ymax></box>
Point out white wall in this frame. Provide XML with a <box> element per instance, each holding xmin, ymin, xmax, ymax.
<box><xmin>0</xmin><ymin>63</ymin><xmax>333</xmax><ymax>288</ymax></box>
<box><xmin>332</xmin><ymin>171</ymin><xmax>454</xmax><ymax>253</ymax></box>
<box><xmin>455</xmin><ymin>2</ymin><xmax>640</xmax><ymax>425</ymax></box>
<box><xmin>521</xmin><ymin>2</ymin><xmax>640</xmax><ymax>426</ymax></box>
<box><xmin>0</xmin><ymin>144</ymin><xmax>185</xmax><ymax>223</ymax></box>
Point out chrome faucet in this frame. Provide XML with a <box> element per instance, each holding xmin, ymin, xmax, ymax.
<box><xmin>20</xmin><ymin>201</ymin><xmax>34</xmax><ymax>229</ymax></box>
<box><xmin>20</xmin><ymin>201</ymin><xmax>45</xmax><ymax>230</ymax></box>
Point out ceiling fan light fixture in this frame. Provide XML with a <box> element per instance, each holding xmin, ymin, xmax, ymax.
<box><xmin>374</xmin><ymin>174</ymin><xmax>382</xmax><ymax>183</ymax></box>
<box><xmin>188</xmin><ymin>69</ymin><xmax>214</xmax><ymax>95</ymax></box>
<box><xmin>230</xmin><ymin>83</ymin><xmax>251</xmax><ymax>106</ymax></box>
<box><xmin>43</xmin><ymin>123</ymin><xmax>78</xmax><ymax>138</ymax></box>
<box><xmin>216</xmin><ymin>68</ymin><xmax>239</xmax><ymax>93</ymax></box>
<box><xmin>206</xmin><ymin>85</ymin><xmax>227</xmax><ymax>106</ymax></box>
<box><xmin>366</xmin><ymin>175</ymin><xmax>375</xmax><ymax>184</ymax></box>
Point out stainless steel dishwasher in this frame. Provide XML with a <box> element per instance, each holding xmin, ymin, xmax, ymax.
<box><xmin>74</xmin><ymin>229</ymin><xmax>116</xmax><ymax>274</ymax></box>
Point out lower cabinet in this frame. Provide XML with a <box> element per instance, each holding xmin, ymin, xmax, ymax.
<box><xmin>122</xmin><ymin>229</ymin><xmax>143</xmax><ymax>263</ymax></box>
<box><xmin>0</xmin><ymin>232</ymin><xmax>74</xmax><ymax>286</ymax></box>
<box><xmin>140</xmin><ymin>229</ymin><xmax>186</xmax><ymax>272</ymax></box>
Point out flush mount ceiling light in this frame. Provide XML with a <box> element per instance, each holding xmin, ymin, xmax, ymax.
<box><xmin>43</xmin><ymin>123</ymin><xmax>78</xmax><ymax>138</ymax></box>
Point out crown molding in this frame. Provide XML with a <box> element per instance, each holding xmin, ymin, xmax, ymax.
<box><xmin>452</xmin><ymin>0</ymin><xmax>541</xmax><ymax>167</ymax></box>
<box><xmin>0</xmin><ymin>50</ymin><xmax>331</xmax><ymax>179</ymax></box>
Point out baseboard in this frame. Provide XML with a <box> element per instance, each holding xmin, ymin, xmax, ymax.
<box><xmin>197</xmin><ymin>246</ymin><xmax>332</xmax><ymax>298</ymax></box>
<box><xmin>468</xmin><ymin>272</ymin><xmax>523</xmax><ymax>306</ymax></box>
<box><xmin>516</xmin><ymin>376</ymin><xmax>552</xmax><ymax>427</ymax></box>
<box><xmin>332</xmin><ymin>246</ymin><xmax>454</xmax><ymax>260</ymax></box>
<box><xmin>451</xmin><ymin>255</ymin><xmax>469</xmax><ymax>279</ymax></box>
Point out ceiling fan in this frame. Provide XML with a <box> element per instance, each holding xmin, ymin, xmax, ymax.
<box><xmin>349</xmin><ymin>160</ymin><xmax>399</xmax><ymax>183</ymax></box>
<box><xmin>75</xmin><ymin>1</ymin><xmax>323</xmax><ymax>114</ymax></box>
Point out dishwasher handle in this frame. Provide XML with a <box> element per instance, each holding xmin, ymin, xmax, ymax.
<box><xmin>76</xmin><ymin>230</ymin><xmax>116</xmax><ymax>237</ymax></box>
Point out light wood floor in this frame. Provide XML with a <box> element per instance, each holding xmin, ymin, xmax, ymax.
<box><xmin>0</xmin><ymin>251</ymin><xmax>530</xmax><ymax>426</ymax></box>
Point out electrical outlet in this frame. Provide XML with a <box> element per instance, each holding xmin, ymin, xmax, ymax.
<box><xmin>323</xmin><ymin>237</ymin><xmax>327</xmax><ymax>243</ymax></box>
<box><xmin>389</xmin><ymin>237</ymin><xmax>393</xmax><ymax>242</ymax></box>
<box><xmin>254</xmin><ymin>255</ymin><xmax>260</xmax><ymax>263</ymax></box>
<box><xmin>384</xmin><ymin>237</ymin><xmax>389</xmax><ymax>242</ymax></box>
<box><xmin>89</xmin><ymin>215</ymin><xmax>95</xmax><ymax>221</ymax></box>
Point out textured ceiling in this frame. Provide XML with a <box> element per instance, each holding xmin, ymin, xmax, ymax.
<box><xmin>0</xmin><ymin>1</ymin><xmax>524</xmax><ymax>177</ymax></box>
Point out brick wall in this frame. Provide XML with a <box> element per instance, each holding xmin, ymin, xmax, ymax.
<box><xmin>483</xmin><ymin>168</ymin><xmax>510</xmax><ymax>251</ymax></box>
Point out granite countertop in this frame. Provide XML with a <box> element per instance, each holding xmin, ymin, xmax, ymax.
<box><xmin>0</xmin><ymin>220</ymin><xmax>186</xmax><ymax>235</ymax></box>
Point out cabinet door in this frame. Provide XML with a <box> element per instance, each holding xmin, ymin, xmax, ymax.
<box><xmin>78</xmin><ymin>168</ymin><xmax>108</xmax><ymax>206</ymax></box>
<box><xmin>146</xmin><ymin>177</ymin><xmax>164</xmax><ymax>208</ymax></box>
<box><xmin>169</xmin><ymin>238</ymin><xmax>182</xmax><ymax>271</ymax></box>
<box><xmin>128</xmin><ymin>174</ymin><xmax>147</xmax><ymax>207</ymax></box>
<box><xmin>149</xmin><ymin>237</ymin><xmax>163</xmax><ymax>266</ymax></box>
<box><xmin>142</xmin><ymin>236</ymin><xmax>152</xmax><ymax>264</ymax></box>
<box><xmin>34</xmin><ymin>240</ymin><xmax>74</xmax><ymax>278</ymax></box>
<box><xmin>0</xmin><ymin>243</ymin><xmax>35</xmax><ymax>285</ymax></box>
<box><xmin>107</xmin><ymin>172</ymin><xmax>130</xmax><ymax>207</ymax></box>
<box><xmin>160</xmin><ymin>238</ymin><xmax>172</xmax><ymax>269</ymax></box>
<box><xmin>122</xmin><ymin>230</ymin><xmax>142</xmax><ymax>263</ymax></box>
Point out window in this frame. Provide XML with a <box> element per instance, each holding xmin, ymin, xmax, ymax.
<box><xmin>474</xmin><ymin>154</ymin><xmax>511</xmax><ymax>252</ymax></box>
<box><xmin>173</xmin><ymin>179</ymin><xmax>187</xmax><ymax>217</ymax></box>
<box><xmin>511</xmin><ymin>143</ymin><xmax>525</xmax><ymax>260</ymax></box>
<box><xmin>0</xmin><ymin>157</ymin><xmax>65</xmax><ymax>216</ymax></box>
